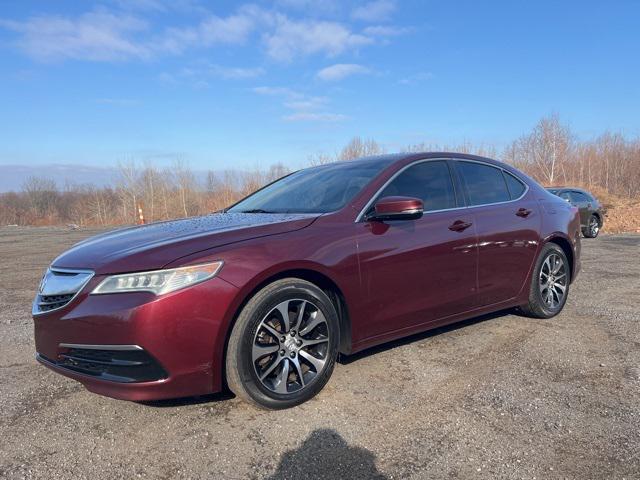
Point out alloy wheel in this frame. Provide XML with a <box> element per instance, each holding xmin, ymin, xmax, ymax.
<box><xmin>539</xmin><ymin>253</ymin><xmax>567</xmax><ymax>309</ymax></box>
<box><xmin>589</xmin><ymin>216</ymin><xmax>599</xmax><ymax>237</ymax></box>
<box><xmin>252</xmin><ymin>299</ymin><xmax>330</xmax><ymax>394</ymax></box>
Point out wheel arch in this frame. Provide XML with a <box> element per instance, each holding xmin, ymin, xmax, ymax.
<box><xmin>247</xmin><ymin>268</ymin><xmax>352</xmax><ymax>354</ymax></box>
<box><xmin>218</xmin><ymin>266</ymin><xmax>353</xmax><ymax>389</ymax></box>
<box><xmin>592</xmin><ymin>211</ymin><xmax>603</xmax><ymax>224</ymax></box>
<box><xmin>544</xmin><ymin>234</ymin><xmax>575</xmax><ymax>283</ymax></box>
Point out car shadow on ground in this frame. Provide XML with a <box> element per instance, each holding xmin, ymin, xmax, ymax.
<box><xmin>338</xmin><ymin>308</ymin><xmax>513</xmax><ymax>365</ymax></box>
<box><xmin>140</xmin><ymin>391</ymin><xmax>234</xmax><ymax>408</ymax></box>
<box><xmin>263</xmin><ymin>428</ymin><xmax>388</xmax><ymax>480</ymax></box>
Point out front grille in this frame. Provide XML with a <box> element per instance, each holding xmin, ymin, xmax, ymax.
<box><xmin>37</xmin><ymin>294</ymin><xmax>75</xmax><ymax>312</ymax></box>
<box><xmin>33</xmin><ymin>268</ymin><xmax>94</xmax><ymax>315</ymax></box>
<box><xmin>40</xmin><ymin>347</ymin><xmax>168</xmax><ymax>383</ymax></box>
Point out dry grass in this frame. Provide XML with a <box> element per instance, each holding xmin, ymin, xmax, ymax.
<box><xmin>598</xmin><ymin>198</ymin><xmax>640</xmax><ymax>234</ymax></box>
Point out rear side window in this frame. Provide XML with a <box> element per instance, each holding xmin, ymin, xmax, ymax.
<box><xmin>456</xmin><ymin>161</ymin><xmax>510</xmax><ymax>206</ymax></box>
<box><xmin>570</xmin><ymin>191</ymin><xmax>590</xmax><ymax>203</ymax></box>
<box><xmin>558</xmin><ymin>191</ymin><xmax>571</xmax><ymax>201</ymax></box>
<box><xmin>504</xmin><ymin>171</ymin><xmax>526</xmax><ymax>199</ymax></box>
<box><xmin>378</xmin><ymin>160</ymin><xmax>457</xmax><ymax>212</ymax></box>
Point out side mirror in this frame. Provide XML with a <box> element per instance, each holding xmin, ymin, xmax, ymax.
<box><xmin>366</xmin><ymin>196</ymin><xmax>424</xmax><ymax>221</ymax></box>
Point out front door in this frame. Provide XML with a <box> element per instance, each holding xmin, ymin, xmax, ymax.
<box><xmin>353</xmin><ymin>160</ymin><xmax>478</xmax><ymax>342</ymax></box>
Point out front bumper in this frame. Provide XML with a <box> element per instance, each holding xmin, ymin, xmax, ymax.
<box><xmin>33</xmin><ymin>275</ymin><xmax>239</xmax><ymax>401</ymax></box>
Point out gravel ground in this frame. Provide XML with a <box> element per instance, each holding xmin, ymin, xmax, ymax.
<box><xmin>0</xmin><ymin>226</ymin><xmax>638</xmax><ymax>479</ymax></box>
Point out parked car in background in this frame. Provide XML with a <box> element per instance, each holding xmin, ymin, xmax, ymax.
<box><xmin>32</xmin><ymin>153</ymin><xmax>582</xmax><ymax>409</ymax></box>
<box><xmin>546</xmin><ymin>187</ymin><xmax>604</xmax><ymax>238</ymax></box>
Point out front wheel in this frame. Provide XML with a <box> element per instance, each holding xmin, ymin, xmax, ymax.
<box><xmin>583</xmin><ymin>214</ymin><xmax>600</xmax><ymax>238</ymax></box>
<box><xmin>518</xmin><ymin>243</ymin><xmax>570</xmax><ymax>319</ymax></box>
<box><xmin>226</xmin><ymin>278</ymin><xmax>339</xmax><ymax>409</ymax></box>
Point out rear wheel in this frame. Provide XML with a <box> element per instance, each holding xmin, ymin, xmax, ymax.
<box><xmin>583</xmin><ymin>214</ymin><xmax>600</xmax><ymax>238</ymax></box>
<box><xmin>519</xmin><ymin>243</ymin><xmax>570</xmax><ymax>319</ymax></box>
<box><xmin>226</xmin><ymin>278</ymin><xmax>339</xmax><ymax>409</ymax></box>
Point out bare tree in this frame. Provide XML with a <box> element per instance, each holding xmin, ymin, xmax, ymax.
<box><xmin>170</xmin><ymin>159</ymin><xmax>198</xmax><ymax>218</ymax></box>
<box><xmin>116</xmin><ymin>160</ymin><xmax>140</xmax><ymax>223</ymax></box>
<box><xmin>507</xmin><ymin>114</ymin><xmax>572</xmax><ymax>185</ymax></box>
<box><xmin>22</xmin><ymin>176</ymin><xmax>58</xmax><ymax>222</ymax></box>
<box><xmin>338</xmin><ymin>137</ymin><xmax>384</xmax><ymax>160</ymax></box>
<box><xmin>3</xmin><ymin>119</ymin><xmax>640</xmax><ymax>229</ymax></box>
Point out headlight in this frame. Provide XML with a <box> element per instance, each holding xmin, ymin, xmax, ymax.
<box><xmin>91</xmin><ymin>261</ymin><xmax>223</xmax><ymax>295</ymax></box>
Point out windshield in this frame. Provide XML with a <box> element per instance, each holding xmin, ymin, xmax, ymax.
<box><xmin>228</xmin><ymin>159</ymin><xmax>391</xmax><ymax>214</ymax></box>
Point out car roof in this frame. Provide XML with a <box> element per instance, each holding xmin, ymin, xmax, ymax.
<box><xmin>337</xmin><ymin>151</ymin><xmax>507</xmax><ymax>168</ymax></box>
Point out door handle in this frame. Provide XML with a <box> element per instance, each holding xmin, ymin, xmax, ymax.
<box><xmin>448</xmin><ymin>220</ymin><xmax>472</xmax><ymax>232</ymax></box>
<box><xmin>516</xmin><ymin>208</ymin><xmax>532</xmax><ymax>218</ymax></box>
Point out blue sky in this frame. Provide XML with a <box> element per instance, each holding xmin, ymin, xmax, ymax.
<box><xmin>0</xmin><ymin>0</ymin><xmax>639</xmax><ymax>172</ymax></box>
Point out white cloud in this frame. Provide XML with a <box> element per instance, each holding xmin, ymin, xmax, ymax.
<box><xmin>253</xmin><ymin>86</ymin><xmax>326</xmax><ymax>107</ymax></box>
<box><xmin>317</xmin><ymin>63</ymin><xmax>371</xmax><ymax>81</ymax></box>
<box><xmin>351</xmin><ymin>0</ymin><xmax>396</xmax><ymax>22</ymax></box>
<box><xmin>363</xmin><ymin>25</ymin><xmax>410</xmax><ymax>36</ymax></box>
<box><xmin>0</xmin><ymin>11</ymin><xmax>151</xmax><ymax>62</ymax></box>
<box><xmin>284</xmin><ymin>98</ymin><xmax>327</xmax><ymax>110</ymax></box>
<box><xmin>253</xmin><ymin>86</ymin><xmax>299</xmax><ymax>97</ymax></box>
<box><xmin>0</xmin><ymin>8</ymin><xmax>256</xmax><ymax>62</ymax></box>
<box><xmin>283</xmin><ymin>112</ymin><xmax>347</xmax><ymax>122</ymax></box>
<box><xmin>264</xmin><ymin>18</ymin><xmax>373</xmax><ymax>62</ymax></box>
<box><xmin>253</xmin><ymin>85</ymin><xmax>345</xmax><ymax>122</ymax></box>
<box><xmin>205</xmin><ymin>65</ymin><xmax>264</xmax><ymax>79</ymax></box>
<box><xmin>399</xmin><ymin>72</ymin><xmax>434</xmax><ymax>85</ymax></box>
<box><xmin>158</xmin><ymin>13</ymin><xmax>255</xmax><ymax>54</ymax></box>
<box><xmin>160</xmin><ymin>63</ymin><xmax>263</xmax><ymax>88</ymax></box>
<box><xmin>1</xmin><ymin>4</ymin><xmax>397</xmax><ymax>63</ymax></box>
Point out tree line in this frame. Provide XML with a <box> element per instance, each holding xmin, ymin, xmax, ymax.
<box><xmin>1</xmin><ymin>114</ymin><xmax>639</xmax><ymax>227</ymax></box>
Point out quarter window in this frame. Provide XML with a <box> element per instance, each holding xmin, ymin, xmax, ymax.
<box><xmin>504</xmin><ymin>171</ymin><xmax>526</xmax><ymax>199</ymax></box>
<box><xmin>377</xmin><ymin>161</ymin><xmax>457</xmax><ymax>212</ymax></box>
<box><xmin>456</xmin><ymin>161</ymin><xmax>510</xmax><ymax>206</ymax></box>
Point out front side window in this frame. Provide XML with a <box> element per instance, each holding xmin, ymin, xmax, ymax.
<box><xmin>456</xmin><ymin>161</ymin><xmax>510</xmax><ymax>206</ymax></box>
<box><xmin>376</xmin><ymin>160</ymin><xmax>457</xmax><ymax>212</ymax></box>
<box><xmin>559</xmin><ymin>191</ymin><xmax>571</xmax><ymax>201</ymax></box>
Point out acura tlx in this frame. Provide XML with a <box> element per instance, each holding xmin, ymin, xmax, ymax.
<box><xmin>33</xmin><ymin>153</ymin><xmax>581</xmax><ymax>409</ymax></box>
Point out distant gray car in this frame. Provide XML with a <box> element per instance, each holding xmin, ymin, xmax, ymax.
<box><xmin>546</xmin><ymin>187</ymin><xmax>603</xmax><ymax>238</ymax></box>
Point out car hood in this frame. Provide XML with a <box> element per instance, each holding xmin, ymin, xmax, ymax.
<box><xmin>52</xmin><ymin>213</ymin><xmax>319</xmax><ymax>274</ymax></box>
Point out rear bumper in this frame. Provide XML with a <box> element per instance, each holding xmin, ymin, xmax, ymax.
<box><xmin>33</xmin><ymin>276</ymin><xmax>239</xmax><ymax>401</ymax></box>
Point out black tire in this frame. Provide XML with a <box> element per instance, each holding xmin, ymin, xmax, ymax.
<box><xmin>226</xmin><ymin>278</ymin><xmax>339</xmax><ymax>409</ymax></box>
<box><xmin>518</xmin><ymin>243</ymin><xmax>571</xmax><ymax>319</ymax></box>
<box><xmin>582</xmin><ymin>214</ymin><xmax>600</xmax><ymax>238</ymax></box>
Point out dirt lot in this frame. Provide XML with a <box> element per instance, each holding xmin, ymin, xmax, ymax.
<box><xmin>0</xmin><ymin>227</ymin><xmax>638</xmax><ymax>479</ymax></box>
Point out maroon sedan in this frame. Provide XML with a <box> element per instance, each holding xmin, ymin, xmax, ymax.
<box><xmin>33</xmin><ymin>153</ymin><xmax>581</xmax><ymax>409</ymax></box>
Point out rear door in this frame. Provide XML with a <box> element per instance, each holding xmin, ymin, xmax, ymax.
<box><xmin>454</xmin><ymin>160</ymin><xmax>540</xmax><ymax>307</ymax></box>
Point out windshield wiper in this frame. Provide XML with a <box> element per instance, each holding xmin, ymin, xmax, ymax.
<box><xmin>238</xmin><ymin>209</ymin><xmax>276</xmax><ymax>214</ymax></box>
